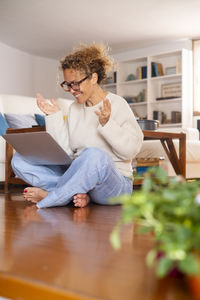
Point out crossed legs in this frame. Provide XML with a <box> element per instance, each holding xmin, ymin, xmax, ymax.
<box><xmin>12</xmin><ymin>147</ymin><xmax>133</xmax><ymax>209</ymax></box>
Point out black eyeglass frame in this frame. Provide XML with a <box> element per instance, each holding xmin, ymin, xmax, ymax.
<box><xmin>60</xmin><ymin>74</ymin><xmax>91</xmax><ymax>92</ymax></box>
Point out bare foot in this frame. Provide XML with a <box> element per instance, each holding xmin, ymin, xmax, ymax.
<box><xmin>23</xmin><ymin>187</ymin><xmax>48</xmax><ymax>203</ymax></box>
<box><xmin>73</xmin><ymin>193</ymin><xmax>90</xmax><ymax>208</ymax></box>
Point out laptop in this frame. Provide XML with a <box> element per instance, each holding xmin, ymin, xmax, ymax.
<box><xmin>2</xmin><ymin>131</ymin><xmax>72</xmax><ymax>165</ymax></box>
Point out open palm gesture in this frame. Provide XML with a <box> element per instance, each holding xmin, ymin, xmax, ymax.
<box><xmin>36</xmin><ymin>93</ymin><xmax>60</xmax><ymax>115</ymax></box>
<box><xmin>95</xmin><ymin>98</ymin><xmax>111</xmax><ymax>126</ymax></box>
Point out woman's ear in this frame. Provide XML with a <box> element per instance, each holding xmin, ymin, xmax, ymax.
<box><xmin>91</xmin><ymin>72</ymin><xmax>98</xmax><ymax>84</ymax></box>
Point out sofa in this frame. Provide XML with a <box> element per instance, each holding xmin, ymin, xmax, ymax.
<box><xmin>1</xmin><ymin>94</ymin><xmax>200</xmax><ymax>182</ymax></box>
<box><xmin>0</xmin><ymin>94</ymin><xmax>73</xmax><ymax>182</ymax></box>
<box><xmin>136</xmin><ymin>127</ymin><xmax>200</xmax><ymax>178</ymax></box>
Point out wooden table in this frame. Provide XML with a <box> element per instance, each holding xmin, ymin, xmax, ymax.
<box><xmin>0</xmin><ymin>194</ymin><xmax>195</xmax><ymax>300</ymax></box>
<box><xmin>143</xmin><ymin>130</ymin><xmax>186</xmax><ymax>178</ymax></box>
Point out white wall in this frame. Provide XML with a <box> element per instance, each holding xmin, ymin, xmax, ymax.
<box><xmin>112</xmin><ymin>39</ymin><xmax>192</xmax><ymax>61</ymax></box>
<box><xmin>0</xmin><ymin>42</ymin><xmax>35</xmax><ymax>96</ymax></box>
<box><xmin>32</xmin><ymin>55</ymin><xmax>70</xmax><ymax>99</ymax></box>
<box><xmin>0</xmin><ymin>42</ymin><xmax>74</xmax><ymax>100</ymax></box>
<box><xmin>0</xmin><ymin>39</ymin><xmax>192</xmax><ymax>101</ymax></box>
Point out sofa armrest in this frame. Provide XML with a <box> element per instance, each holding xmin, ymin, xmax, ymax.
<box><xmin>6</xmin><ymin>126</ymin><xmax>45</xmax><ymax>134</ymax></box>
<box><xmin>157</xmin><ymin>127</ymin><xmax>199</xmax><ymax>140</ymax></box>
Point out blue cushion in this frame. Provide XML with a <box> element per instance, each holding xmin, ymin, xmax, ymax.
<box><xmin>0</xmin><ymin>113</ymin><xmax>9</xmax><ymax>135</ymax></box>
<box><xmin>35</xmin><ymin>114</ymin><xmax>45</xmax><ymax>126</ymax></box>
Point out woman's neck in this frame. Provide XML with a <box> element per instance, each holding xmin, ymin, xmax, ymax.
<box><xmin>86</xmin><ymin>86</ymin><xmax>107</xmax><ymax>107</ymax></box>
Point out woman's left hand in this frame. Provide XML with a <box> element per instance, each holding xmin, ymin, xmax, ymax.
<box><xmin>95</xmin><ymin>98</ymin><xmax>111</xmax><ymax>126</ymax></box>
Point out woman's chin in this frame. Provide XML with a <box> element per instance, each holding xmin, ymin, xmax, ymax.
<box><xmin>75</xmin><ymin>96</ymin><xmax>85</xmax><ymax>104</ymax></box>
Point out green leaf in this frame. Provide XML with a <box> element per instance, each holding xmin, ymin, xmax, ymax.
<box><xmin>162</xmin><ymin>189</ymin><xmax>177</xmax><ymax>201</ymax></box>
<box><xmin>109</xmin><ymin>194</ymin><xmax>131</xmax><ymax>204</ymax></box>
<box><xmin>146</xmin><ymin>249</ymin><xmax>157</xmax><ymax>267</ymax></box>
<box><xmin>156</xmin><ymin>256</ymin><xmax>174</xmax><ymax>278</ymax></box>
<box><xmin>178</xmin><ymin>254</ymin><xmax>200</xmax><ymax>275</ymax></box>
<box><xmin>121</xmin><ymin>205</ymin><xmax>138</xmax><ymax>223</ymax></box>
<box><xmin>142</xmin><ymin>178</ymin><xmax>152</xmax><ymax>192</ymax></box>
<box><xmin>155</xmin><ymin>167</ymin><xmax>168</xmax><ymax>184</ymax></box>
<box><xmin>137</xmin><ymin>225</ymin><xmax>153</xmax><ymax>234</ymax></box>
<box><xmin>110</xmin><ymin>226</ymin><xmax>121</xmax><ymax>250</ymax></box>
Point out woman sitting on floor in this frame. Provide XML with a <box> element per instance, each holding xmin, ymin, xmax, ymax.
<box><xmin>11</xmin><ymin>43</ymin><xmax>143</xmax><ymax>208</ymax></box>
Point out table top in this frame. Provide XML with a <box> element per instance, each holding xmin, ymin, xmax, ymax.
<box><xmin>143</xmin><ymin>130</ymin><xmax>186</xmax><ymax>140</ymax></box>
<box><xmin>0</xmin><ymin>193</ymin><xmax>195</xmax><ymax>300</ymax></box>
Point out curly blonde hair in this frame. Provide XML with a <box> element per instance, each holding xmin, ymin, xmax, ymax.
<box><xmin>60</xmin><ymin>43</ymin><xmax>114</xmax><ymax>84</ymax></box>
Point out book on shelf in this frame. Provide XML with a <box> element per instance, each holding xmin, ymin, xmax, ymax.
<box><xmin>153</xmin><ymin>110</ymin><xmax>167</xmax><ymax>124</ymax></box>
<box><xmin>171</xmin><ymin>111</ymin><xmax>181</xmax><ymax>123</ymax></box>
<box><xmin>151</xmin><ymin>62</ymin><xmax>164</xmax><ymax>77</ymax></box>
<box><xmin>137</xmin><ymin>67</ymin><xmax>142</xmax><ymax>79</ymax></box>
<box><xmin>137</xmin><ymin>66</ymin><xmax>147</xmax><ymax>79</ymax></box>
<box><xmin>141</xmin><ymin>66</ymin><xmax>147</xmax><ymax>79</ymax></box>
<box><xmin>113</xmin><ymin>71</ymin><xmax>117</xmax><ymax>83</ymax></box>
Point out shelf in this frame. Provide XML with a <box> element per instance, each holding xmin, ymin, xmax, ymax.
<box><xmin>129</xmin><ymin>102</ymin><xmax>147</xmax><ymax>106</ymax></box>
<box><xmin>150</xmin><ymin>74</ymin><xmax>182</xmax><ymax>80</ymax></box>
<box><xmin>119</xmin><ymin>79</ymin><xmax>147</xmax><ymax>85</ymax></box>
<box><xmin>103</xmin><ymin>83</ymin><xmax>117</xmax><ymax>87</ymax></box>
<box><xmin>115</xmin><ymin>48</ymin><xmax>192</xmax><ymax>128</ymax></box>
<box><xmin>149</xmin><ymin>98</ymin><xmax>182</xmax><ymax>104</ymax></box>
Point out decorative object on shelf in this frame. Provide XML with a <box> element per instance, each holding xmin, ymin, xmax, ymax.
<box><xmin>130</xmin><ymin>108</ymin><xmax>139</xmax><ymax>118</ymax></box>
<box><xmin>125</xmin><ymin>89</ymin><xmax>147</xmax><ymax>104</ymax></box>
<box><xmin>135</xmin><ymin>89</ymin><xmax>146</xmax><ymax>103</ymax></box>
<box><xmin>105</xmin><ymin>76</ymin><xmax>114</xmax><ymax>84</ymax></box>
<box><xmin>136</xmin><ymin>91</ymin><xmax>143</xmax><ymax>103</ymax></box>
<box><xmin>161</xmin><ymin>82</ymin><xmax>182</xmax><ymax>98</ymax></box>
<box><xmin>137</xmin><ymin>119</ymin><xmax>159</xmax><ymax>130</ymax></box>
<box><xmin>124</xmin><ymin>97</ymin><xmax>134</xmax><ymax>104</ymax></box>
<box><xmin>151</xmin><ymin>62</ymin><xmax>164</xmax><ymax>77</ymax></box>
<box><xmin>126</xmin><ymin>73</ymin><xmax>136</xmax><ymax>81</ymax></box>
<box><xmin>165</xmin><ymin>66</ymin><xmax>176</xmax><ymax>75</ymax></box>
<box><xmin>110</xmin><ymin>167</ymin><xmax>200</xmax><ymax>279</ymax></box>
<box><xmin>105</xmin><ymin>71</ymin><xmax>117</xmax><ymax>84</ymax></box>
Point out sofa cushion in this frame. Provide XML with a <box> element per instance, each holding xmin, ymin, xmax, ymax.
<box><xmin>0</xmin><ymin>113</ymin><xmax>9</xmax><ymax>135</ymax></box>
<box><xmin>136</xmin><ymin>140</ymin><xmax>200</xmax><ymax>163</ymax></box>
<box><xmin>35</xmin><ymin>114</ymin><xmax>45</xmax><ymax>126</ymax></box>
<box><xmin>4</xmin><ymin>113</ymin><xmax>38</xmax><ymax>128</ymax></box>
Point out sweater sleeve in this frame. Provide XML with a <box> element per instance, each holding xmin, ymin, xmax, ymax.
<box><xmin>98</xmin><ymin>100</ymin><xmax>143</xmax><ymax>160</ymax></box>
<box><xmin>45</xmin><ymin>110</ymin><xmax>73</xmax><ymax>156</ymax></box>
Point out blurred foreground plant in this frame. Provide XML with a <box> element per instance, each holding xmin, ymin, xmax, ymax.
<box><xmin>110</xmin><ymin>167</ymin><xmax>200</xmax><ymax>278</ymax></box>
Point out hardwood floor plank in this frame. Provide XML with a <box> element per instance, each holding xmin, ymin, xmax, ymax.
<box><xmin>0</xmin><ymin>193</ymin><xmax>194</xmax><ymax>300</ymax></box>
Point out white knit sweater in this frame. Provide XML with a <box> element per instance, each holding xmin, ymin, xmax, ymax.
<box><xmin>45</xmin><ymin>92</ymin><xmax>143</xmax><ymax>177</ymax></box>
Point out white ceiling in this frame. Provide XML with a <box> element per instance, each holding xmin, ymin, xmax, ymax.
<box><xmin>0</xmin><ymin>0</ymin><xmax>200</xmax><ymax>60</ymax></box>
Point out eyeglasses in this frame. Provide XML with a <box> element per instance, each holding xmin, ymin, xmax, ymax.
<box><xmin>60</xmin><ymin>74</ymin><xmax>91</xmax><ymax>92</ymax></box>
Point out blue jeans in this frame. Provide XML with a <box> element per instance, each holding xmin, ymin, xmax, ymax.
<box><xmin>11</xmin><ymin>147</ymin><xmax>133</xmax><ymax>208</ymax></box>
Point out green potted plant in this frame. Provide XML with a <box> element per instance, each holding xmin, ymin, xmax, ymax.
<box><xmin>110</xmin><ymin>167</ymin><xmax>200</xmax><ymax>282</ymax></box>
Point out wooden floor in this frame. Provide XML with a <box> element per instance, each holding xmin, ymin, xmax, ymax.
<box><xmin>0</xmin><ymin>189</ymin><xmax>196</xmax><ymax>300</ymax></box>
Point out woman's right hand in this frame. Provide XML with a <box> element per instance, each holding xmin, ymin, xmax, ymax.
<box><xmin>36</xmin><ymin>93</ymin><xmax>60</xmax><ymax>115</ymax></box>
